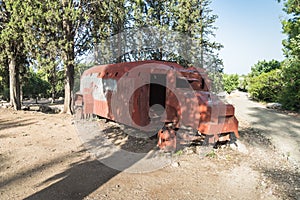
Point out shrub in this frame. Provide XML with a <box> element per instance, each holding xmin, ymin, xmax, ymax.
<box><xmin>248</xmin><ymin>70</ymin><xmax>283</xmax><ymax>102</ymax></box>
<box><xmin>279</xmin><ymin>60</ymin><xmax>300</xmax><ymax>111</ymax></box>
<box><xmin>237</xmin><ymin>75</ymin><xmax>250</xmax><ymax>92</ymax></box>
<box><xmin>222</xmin><ymin>74</ymin><xmax>239</xmax><ymax>94</ymax></box>
<box><xmin>22</xmin><ymin>71</ymin><xmax>51</xmax><ymax>98</ymax></box>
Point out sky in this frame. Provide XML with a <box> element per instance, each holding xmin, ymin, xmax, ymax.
<box><xmin>210</xmin><ymin>0</ymin><xmax>286</xmax><ymax>75</ymax></box>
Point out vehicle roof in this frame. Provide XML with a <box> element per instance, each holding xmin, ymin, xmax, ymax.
<box><xmin>82</xmin><ymin>60</ymin><xmax>205</xmax><ymax>78</ymax></box>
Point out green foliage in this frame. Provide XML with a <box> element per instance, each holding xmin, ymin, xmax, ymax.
<box><xmin>279</xmin><ymin>59</ymin><xmax>300</xmax><ymax>111</ymax></box>
<box><xmin>74</xmin><ymin>62</ymin><xmax>93</xmax><ymax>93</ymax></box>
<box><xmin>0</xmin><ymin>0</ymin><xmax>29</xmax><ymax>109</ymax></box>
<box><xmin>222</xmin><ymin>74</ymin><xmax>239</xmax><ymax>94</ymax></box>
<box><xmin>237</xmin><ymin>75</ymin><xmax>250</xmax><ymax>92</ymax></box>
<box><xmin>275</xmin><ymin>0</ymin><xmax>300</xmax><ymax>111</ymax></box>
<box><xmin>0</xmin><ymin>62</ymin><xmax>8</xmax><ymax>96</ymax></box>
<box><xmin>205</xmin><ymin>150</ymin><xmax>216</xmax><ymax>158</ymax></box>
<box><xmin>122</xmin><ymin>0</ymin><xmax>223</xmax><ymax>69</ymax></box>
<box><xmin>22</xmin><ymin>69</ymin><xmax>51</xmax><ymax>98</ymax></box>
<box><xmin>248</xmin><ymin>70</ymin><xmax>283</xmax><ymax>102</ymax></box>
<box><xmin>174</xmin><ymin>0</ymin><xmax>223</xmax><ymax>68</ymax></box>
<box><xmin>246</xmin><ymin>59</ymin><xmax>282</xmax><ymax>102</ymax></box>
<box><xmin>0</xmin><ymin>0</ymin><xmax>224</xmax><ymax>111</ymax></box>
<box><xmin>280</xmin><ymin>0</ymin><xmax>300</xmax><ymax>58</ymax></box>
<box><xmin>250</xmin><ymin>59</ymin><xmax>281</xmax><ymax>77</ymax></box>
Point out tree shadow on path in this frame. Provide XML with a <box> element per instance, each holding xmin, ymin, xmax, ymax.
<box><xmin>24</xmin><ymin>158</ymin><xmax>119</xmax><ymax>200</ymax></box>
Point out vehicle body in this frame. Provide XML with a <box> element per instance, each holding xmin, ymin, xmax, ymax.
<box><xmin>75</xmin><ymin>60</ymin><xmax>239</xmax><ymax>150</ymax></box>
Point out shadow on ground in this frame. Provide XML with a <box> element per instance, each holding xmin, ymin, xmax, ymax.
<box><xmin>0</xmin><ymin>118</ymin><xmax>36</xmax><ymax>131</ymax></box>
<box><xmin>23</xmin><ymin>119</ymin><xmax>160</xmax><ymax>200</ymax></box>
<box><xmin>24</xmin><ymin>158</ymin><xmax>119</xmax><ymax>200</ymax></box>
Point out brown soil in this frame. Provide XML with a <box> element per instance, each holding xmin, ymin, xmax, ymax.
<box><xmin>0</xmin><ymin>108</ymin><xmax>299</xmax><ymax>200</ymax></box>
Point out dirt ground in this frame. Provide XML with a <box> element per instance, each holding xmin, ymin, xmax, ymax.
<box><xmin>228</xmin><ymin>91</ymin><xmax>300</xmax><ymax>167</ymax></box>
<box><xmin>0</xmin><ymin>107</ymin><xmax>299</xmax><ymax>200</ymax></box>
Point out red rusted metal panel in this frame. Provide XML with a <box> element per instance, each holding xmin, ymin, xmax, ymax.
<box><xmin>76</xmin><ymin>60</ymin><xmax>239</xmax><ymax>150</ymax></box>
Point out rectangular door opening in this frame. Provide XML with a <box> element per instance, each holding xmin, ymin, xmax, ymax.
<box><xmin>149</xmin><ymin>74</ymin><xmax>166</xmax><ymax>114</ymax></box>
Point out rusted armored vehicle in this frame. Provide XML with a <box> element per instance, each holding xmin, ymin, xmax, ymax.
<box><xmin>75</xmin><ymin>60</ymin><xmax>239</xmax><ymax>150</ymax></box>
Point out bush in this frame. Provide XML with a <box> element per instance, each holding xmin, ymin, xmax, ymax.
<box><xmin>222</xmin><ymin>74</ymin><xmax>239</xmax><ymax>94</ymax></box>
<box><xmin>22</xmin><ymin>71</ymin><xmax>51</xmax><ymax>98</ymax></box>
<box><xmin>237</xmin><ymin>75</ymin><xmax>250</xmax><ymax>92</ymax></box>
<box><xmin>279</xmin><ymin>60</ymin><xmax>300</xmax><ymax>111</ymax></box>
<box><xmin>248</xmin><ymin>70</ymin><xmax>282</xmax><ymax>102</ymax></box>
<box><xmin>250</xmin><ymin>59</ymin><xmax>281</xmax><ymax>77</ymax></box>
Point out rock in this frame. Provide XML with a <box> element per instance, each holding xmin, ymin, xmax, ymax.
<box><xmin>1</xmin><ymin>103</ymin><xmax>10</xmax><ymax>108</ymax></box>
<box><xmin>230</xmin><ymin>140</ymin><xmax>249</xmax><ymax>154</ymax></box>
<box><xmin>183</xmin><ymin>148</ymin><xmax>194</xmax><ymax>155</ymax></box>
<box><xmin>22</xmin><ymin>105</ymin><xmax>30</xmax><ymax>111</ymax></box>
<box><xmin>38</xmin><ymin>105</ymin><xmax>52</xmax><ymax>113</ymax></box>
<box><xmin>49</xmin><ymin>105</ymin><xmax>63</xmax><ymax>113</ymax></box>
<box><xmin>217</xmin><ymin>91</ymin><xmax>228</xmax><ymax>98</ymax></box>
<box><xmin>58</xmin><ymin>97</ymin><xmax>64</xmax><ymax>100</ymax></box>
<box><xmin>266</xmin><ymin>103</ymin><xmax>282</xmax><ymax>109</ymax></box>
<box><xmin>171</xmin><ymin>162</ymin><xmax>180</xmax><ymax>167</ymax></box>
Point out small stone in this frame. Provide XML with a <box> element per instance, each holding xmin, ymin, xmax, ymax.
<box><xmin>231</xmin><ymin>140</ymin><xmax>248</xmax><ymax>154</ymax></box>
<box><xmin>171</xmin><ymin>162</ymin><xmax>180</xmax><ymax>167</ymax></box>
<box><xmin>184</xmin><ymin>149</ymin><xmax>194</xmax><ymax>155</ymax></box>
<box><xmin>266</xmin><ymin>102</ymin><xmax>282</xmax><ymax>109</ymax></box>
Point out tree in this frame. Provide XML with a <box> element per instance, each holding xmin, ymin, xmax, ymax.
<box><xmin>2</xmin><ymin>0</ymin><xmax>223</xmax><ymax>113</ymax></box>
<box><xmin>0</xmin><ymin>0</ymin><xmax>29</xmax><ymax>110</ymax></box>
<box><xmin>174</xmin><ymin>0</ymin><xmax>223</xmax><ymax>68</ymax></box>
<box><xmin>22</xmin><ymin>68</ymin><xmax>51</xmax><ymax>100</ymax></box>
<box><xmin>277</xmin><ymin>0</ymin><xmax>300</xmax><ymax>110</ymax></box>
<box><xmin>122</xmin><ymin>0</ymin><xmax>223</xmax><ymax>69</ymax></box>
<box><xmin>21</xmin><ymin>0</ymin><xmax>104</xmax><ymax>114</ymax></box>
<box><xmin>250</xmin><ymin>59</ymin><xmax>281</xmax><ymax>77</ymax></box>
<box><xmin>280</xmin><ymin>0</ymin><xmax>300</xmax><ymax>58</ymax></box>
<box><xmin>0</xmin><ymin>59</ymin><xmax>9</xmax><ymax>100</ymax></box>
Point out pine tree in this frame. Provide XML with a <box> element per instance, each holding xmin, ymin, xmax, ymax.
<box><xmin>21</xmin><ymin>0</ymin><xmax>103</xmax><ymax>114</ymax></box>
<box><xmin>0</xmin><ymin>0</ymin><xmax>29</xmax><ymax>110</ymax></box>
<box><xmin>174</xmin><ymin>0</ymin><xmax>223</xmax><ymax>68</ymax></box>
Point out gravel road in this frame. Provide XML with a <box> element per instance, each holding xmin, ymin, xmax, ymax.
<box><xmin>228</xmin><ymin>91</ymin><xmax>300</xmax><ymax>168</ymax></box>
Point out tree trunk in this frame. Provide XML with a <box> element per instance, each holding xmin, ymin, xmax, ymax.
<box><xmin>199</xmin><ymin>0</ymin><xmax>204</xmax><ymax>68</ymax></box>
<box><xmin>63</xmin><ymin>57</ymin><xmax>75</xmax><ymax>115</ymax></box>
<box><xmin>9</xmin><ymin>56</ymin><xmax>21</xmax><ymax>110</ymax></box>
<box><xmin>51</xmin><ymin>64</ymin><xmax>56</xmax><ymax>103</ymax></box>
<box><xmin>61</xmin><ymin>0</ymin><xmax>75</xmax><ymax>115</ymax></box>
<box><xmin>62</xmin><ymin>43</ymin><xmax>75</xmax><ymax>114</ymax></box>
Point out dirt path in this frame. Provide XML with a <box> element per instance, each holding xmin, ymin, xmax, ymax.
<box><xmin>0</xmin><ymin>105</ymin><xmax>299</xmax><ymax>199</ymax></box>
<box><xmin>228</xmin><ymin>91</ymin><xmax>300</xmax><ymax>167</ymax></box>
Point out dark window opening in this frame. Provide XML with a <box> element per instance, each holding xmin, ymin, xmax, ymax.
<box><xmin>201</xmin><ymin>78</ymin><xmax>205</xmax><ymax>89</ymax></box>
